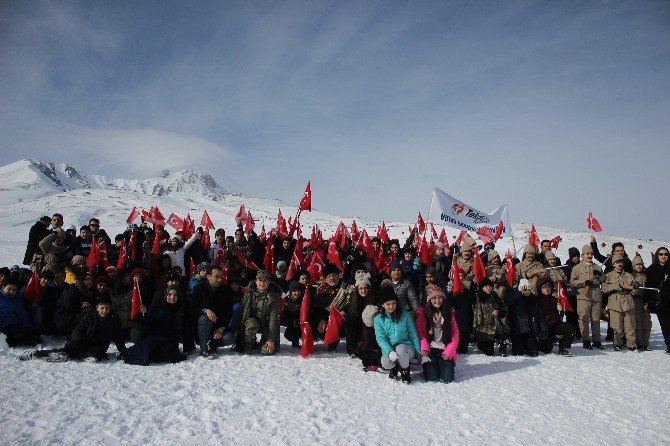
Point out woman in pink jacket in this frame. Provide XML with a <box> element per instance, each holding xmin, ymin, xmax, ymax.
<box><xmin>415</xmin><ymin>285</ymin><xmax>459</xmax><ymax>383</ymax></box>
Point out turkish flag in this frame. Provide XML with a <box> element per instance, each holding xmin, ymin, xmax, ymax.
<box><xmin>377</xmin><ymin>222</ymin><xmax>389</xmax><ymax>245</ymax></box>
<box><xmin>245</xmin><ymin>211</ymin><xmax>256</xmax><ymax>235</ymax></box>
<box><xmin>417</xmin><ymin>212</ymin><xmax>426</xmax><ymax>234</ymax></box>
<box><xmin>551</xmin><ymin>236</ymin><xmax>562</xmax><ymax>249</ymax></box>
<box><xmin>166</xmin><ymin>213</ymin><xmax>184</xmax><ymax>231</ymax></box>
<box><xmin>188</xmin><ymin>258</ymin><xmax>196</xmax><ymax>278</ymax></box>
<box><xmin>151</xmin><ymin>232</ymin><xmax>161</xmax><ymax>258</ymax></box>
<box><xmin>299</xmin><ymin>181</ymin><xmax>311</xmax><ymax>212</ymax></box>
<box><xmin>357</xmin><ymin>229</ymin><xmax>374</xmax><ymax>259</ymax></box>
<box><xmin>221</xmin><ymin>261</ymin><xmax>229</xmax><ymax>285</ymax></box>
<box><xmin>451</xmin><ymin>259</ymin><xmax>463</xmax><ymax>296</ymax></box>
<box><xmin>201</xmin><ymin>228</ymin><xmax>211</xmax><ymax>250</ymax></box>
<box><xmin>234</xmin><ymin>249</ymin><xmax>260</xmax><ymax>271</ymax></box>
<box><xmin>285</xmin><ymin>243</ymin><xmax>304</xmax><ymax>282</ymax></box>
<box><xmin>587</xmin><ymin>212</ymin><xmax>603</xmax><ymax>232</ymax></box>
<box><xmin>213</xmin><ymin>245</ymin><xmax>226</xmax><ymax>267</ymax></box>
<box><xmin>419</xmin><ymin>236</ymin><xmax>433</xmax><ymax>266</ymax></box>
<box><xmin>438</xmin><ymin>228</ymin><xmax>447</xmax><ymax>245</ymax></box>
<box><xmin>476</xmin><ymin>226</ymin><xmax>495</xmax><ymax>245</ymax></box>
<box><xmin>557</xmin><ymin>281</ymin><xmax>574</xmax><ymax>313</ymax></box>
<box><xmin>455</xmin><ymin>230</ymin><xmax>467</xmax><ymax>247</ymax></box>
<box><xmin>23</xmin><ymin>270</ymin><xmax>42</xmax><ymax>303</ymax></box>
<box><xmin>323</xmin><ymin>306</ymin><xmax>344</xmax><ymax>344</ymax></box>
<box><xmin>235</xmin><ymin>204</ymin><xmax>248</xmax><ymax>226</ymax></box>
<box><xmin>130</xmin><ymin>276</ymin><xmax>142</xmax><ymax>320</ymax></box>
<box><xmin>201</xmin><ymin>210</ymin><xmax>215</xmax><ymax>229</ymax></box>
<box><xmin>126</xmin><ymin>207</ymin><xmax>140</xmax><ymax>224</ymax></box>
<box><xmin>86</xmin><ymin>236</ymin><xmax>101</xmax><ymax>269</ymax></box>
<box><xmin>505</xmin><ymin>251</ymin><xmax>516</xmax><ymax>288</ymax></box>
<box><xmin>276</xmin><ymin>209</ymin><xmax>288</xmax><ymax>237</ymax></box>
<box><xmin>259</xmin><ymin>225</ymin><xmax>267</xmax><ymax>244</ymax></box>
<box><xmin>98</xmin><ymin>241</ymin><xmax>110</xmax><ymax>270</ymax></box>
<box><xmin>493</xmin><ymin>220</ymin><xmax>504</xmax><ymax>242</ymax></box>
<box><xmin>306</xmin><ymin>251</ymin><xmax>324</xmax><ymax>284</ymax></box>
<box><xmin>128</xmin><ymin>230</ymin><xmax>137</xmax><ymax>260</ymax></box>
<box><xmin>472</xmin><ymin>247</ymin><xmax>487</xmax><ymax>285</ymax></box>
<box><xmin>150</xmin><ymin>206</ymin><xmax>165</xmax><ymax>227</ymax></box>
<box><xmin>264</xmin><ymin>234</ymin><xmax>276</xmax><ymax>275</ymax></box>
<box><xmin>350</xmin><ymin>220</ymin><xmax>359</xmax><ymax>245</ymax></box>
<box><xmin>327</xmin><ymin>241</ymin><xmax>344</xmax><ymax>272</ymax></box>
<box><xmin>529</xmin><ymin>224</ymin><xmax>539</xmax><ymax>249</ymax></box>
<box><xmin>116</xmin><ymin>239</ymin><xmax>127</xmax><ymax>270</ymax></box>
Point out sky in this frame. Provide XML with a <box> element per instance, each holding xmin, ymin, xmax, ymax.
<box><xmin>1</xmin><ymin>1</ymin><xmax>669</xmax><ymax>240</ymax></box>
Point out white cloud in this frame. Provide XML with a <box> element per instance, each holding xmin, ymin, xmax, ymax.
<box><xmin>65</xmin><ymin>127</ymin><xmax>238</xmax><ymax>177</ymax></box>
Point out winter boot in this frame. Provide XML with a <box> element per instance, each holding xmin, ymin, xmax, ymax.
<box><xmin>388</xmin><ymin>364</ymin><xmax>400</xmax><ymax>380</ymax></box>
<box><xmin>583</xmin><ymin>341</ymin><xmax>593</xmax><ymax>350</ymax></box>
<box><xmin>558</xmin><ymin>348</ymin><xmax>572</xmax><ymax>357</ymax></box>
<box><xmin>638</xmin><ymin>345</ymin><xmax>651</xmax><ymax>352</ymax></box>
<box><xmin>499</xmin><ymin>341</ymin><xmax>508</xmax><ymax>357</ymax></box>
<box><xmin>291</xmin><ymin>340</ymin><xmax>300</xmax><ymax>348</ymax></box>
<box><xmin>613</xmin><ymin>345</ymin><xmax>622</xmax><ymax>352</ymax></box>
<box><xmin>627</xmin><ymin>346</ymin><xmax>636</xmax><ymax>352</ymax></box>
<box><xmin>593</xmin><ymin>341</ymin><xmax>605</xmax><ymax>350</ymax></box>
<box><xmin>243</xmin><ymin>343</ymin><xmax>253</xmax><ymax>355</ymax></box>
<box><xmin>400</xmin><ymin>367</ymin><xmax>411</xmax><ymax>384</ymax></box>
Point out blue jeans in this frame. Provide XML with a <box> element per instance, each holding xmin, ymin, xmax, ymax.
<box><xmin>197</xmin><ymin>315</ymin><xmax>234</xmax><ymax>352</ymax></box>
<box><xmin>422</xmin><ymin>348</ymin><xmax>455</xmax><ymax>383</ymax></box>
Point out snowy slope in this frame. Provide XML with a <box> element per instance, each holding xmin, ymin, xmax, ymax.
<box><xmin>0</xmin><ymin>158</ymin><xmax>228</xmax><ymax>206</ymax></box>
<box><xmin>1</xmin><ymin>161</ymin><xmax>669</xmax><ymax>445</ymax></box>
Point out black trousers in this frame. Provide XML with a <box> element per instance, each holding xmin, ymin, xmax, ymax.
<box><xmin>456</xmin><ymin>330</ymin><xmax>470</xmax><ymax>354</ymax></box>
<box><xmin>658</xmin><ymin>312</ymin><xmax>670</xmax><ymax>348</ymax></box>
<box><xmin>1</xmin><ymin>324</ymin><xmax>40</xmax><ymax>347</ymax></box>
<box><xmin>539</xmin><ymin>321</ymin><xmax>576</xmax><ymax>353</ymax></box>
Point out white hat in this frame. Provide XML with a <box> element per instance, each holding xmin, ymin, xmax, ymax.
<box><xmin>518</xmin><ymin>278</ymin><xmax>531</xmax><ymax>291</ymax></box>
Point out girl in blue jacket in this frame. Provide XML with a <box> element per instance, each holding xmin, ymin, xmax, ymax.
<box><xmin>373</xmin><ymin>284</ymin><xmax>421</xmax><ymax>383</ymax></box>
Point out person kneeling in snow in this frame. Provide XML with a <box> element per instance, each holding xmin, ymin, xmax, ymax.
<box><xmin>235</xmin><ymin>270</ymin><xmax>281</xmax><ymax>356</ymax></box>
<box><xmin>23</xmin><ymin>296</ymin><xmax>126</xmax><ymax>362</ymax></box>
<box><xmin>415</xmin><ymin>286</ymin><xmax>459</xmax><ymax>383</ymax></box>
<box><xmin>124</xmin><ymin>286</ymin><xmax>187</xmax><ymax>365</ymax></box>
<box><xmin>373</xmin><ymin>284</ymin><xmax>421</xmax><ymax>384</ymax></box>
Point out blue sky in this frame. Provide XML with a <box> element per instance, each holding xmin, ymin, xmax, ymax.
<box><xmin>1</xmin><ymin>1</ymin><xmax>669</xmax><ymax>239</ymax></box>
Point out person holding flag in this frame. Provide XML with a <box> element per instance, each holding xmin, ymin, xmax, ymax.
<box><xmin>504</xmin><ymin>279</ymin><xmax>548</xmax><ymax>357</ymax></box>
<box><xmin>537</xmin><ymin>278</ymin><xmax>576</xmax><ymax>356</ymax></box>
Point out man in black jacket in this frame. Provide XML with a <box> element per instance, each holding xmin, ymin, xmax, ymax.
<box><xmin>192</xmin><ymin>265</ymin><xmax>234</xmax><ymax>357</ymax></box>
<box><xmin>646</xmin><ymin>247</ymin><xmax>670</xmax><ymax>353</ymax></box>
<box><xmin>23</xmin><ymin>216</ymin><xmax>52</xmax><ymax>266</ymax></box>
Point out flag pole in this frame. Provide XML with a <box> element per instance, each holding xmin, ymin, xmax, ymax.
<box><xmin>504</xmin><ymin>204</ymin><xmax>518</xmax><ymax>257</ymax></box>
<box><xmin>427</xmin><ymin>186</ymin><xmax>435</xmax><ymax>220</ymax></box>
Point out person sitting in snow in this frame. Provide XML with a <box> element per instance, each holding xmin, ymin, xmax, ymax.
<box><xmin>22</xmin><ymin>295</ymin><xmax>126</xmax><ymax>362</ymax></box>
<box><xmin>192</xmin><ymin>265</ymin><xmax>235</xmax><ymax>357</ymax></box>
<box><xmin>0</xmin><ymin>276</ymin><xmax>41</xmax><ymax>347</ymax></box>
<box><xmin>124</xmin><ymin>286</ymin><xmax>187</xmax><ymax>365</ymax></box>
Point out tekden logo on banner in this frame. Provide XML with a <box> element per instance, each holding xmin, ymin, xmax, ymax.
<box><xmin>428</xmin><ymin>187</ymin><xmax>512</xmax><ymax>237</ymax></box>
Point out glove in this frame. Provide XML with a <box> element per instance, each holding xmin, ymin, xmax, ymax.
<box><xmin>585</xmin><ymin>280</ymin><xmax>593</xmax><ymax>287</ymax></box>
<box><xmin>388</xmin><ymin>351</ymin><xmax>398</xmax><ymax>362</ymax></box>
<box><xmin>116</xmin><ymin>350</ymin><xmax>126</xmax><ymax>360</ymax></box>
<box><xmin>593</xmin><ymin>270</ymin><xmax>602</xmax><ymax>277</ymax></box>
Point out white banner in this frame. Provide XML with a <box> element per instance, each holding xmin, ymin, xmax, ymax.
<box><xmin>428</xmin><ymin>187</ymin><xmax>512</xmax><ymax>237</ymax></box>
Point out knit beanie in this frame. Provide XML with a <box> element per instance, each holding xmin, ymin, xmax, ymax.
<box><xmin>426</xmin><ymin>287</ymin><xmax>446</xmax><ymax>301</ymax></box>
<box><xmin>71</xmin><ymin>255</ymin><xmax>86</xmax><ymax>266</ymax></box>
<box><xmin>632</xmin><ymin>255</ymin><xmax>644</xmax><ymax>267</ymax></box>
<box><xmin>379</xmin><ymin>285</ymin><xmax>397</xmax><ymax>304</ymax></box>
<box><xmin>355</xmin><ymin>276</ymin><xmax>371</xmax><ymax>288</ymax></box>
<box><xmin>362</xmin><ymin>305</ymin><xmax>379</xmax><ymax>328</ymax></box>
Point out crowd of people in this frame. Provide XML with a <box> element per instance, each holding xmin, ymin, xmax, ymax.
<box><xmin>1</xmin><ymin>212</ymin><xmax>668</xmax><ymax>385</ymax></box>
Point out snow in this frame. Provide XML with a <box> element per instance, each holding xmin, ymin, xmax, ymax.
<box><xmin>1</xmin><ymin>161</ymin><xmax>669</xmax><ymax>445</ymax></box>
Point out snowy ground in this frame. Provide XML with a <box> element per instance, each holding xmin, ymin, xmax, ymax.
<box><xmin>1</xmin><ymin>322</ymin><xmax>669</xmax><ymax>446</ymax></box>
<box><xmin>1</xmin><ymin>188</ymin><xmax>669</xmax><ymax>445</ymax></box>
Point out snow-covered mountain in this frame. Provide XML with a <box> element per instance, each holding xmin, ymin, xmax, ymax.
<box><xmin>0</xmin><ymin>158</ymin><xmax>228</xmax><ymax>205</ymax></box>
